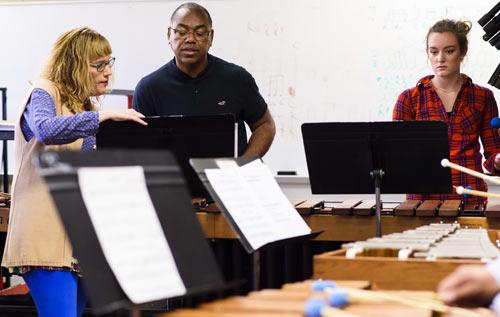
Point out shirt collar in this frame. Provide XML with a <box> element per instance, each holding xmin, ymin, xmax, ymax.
<box><xmin>416</xmin><ymin>74</ymin><xmax>473</xmax><ymax>89</ymax></box>
<box><xmin>170</xmin><ymin>54</ymin><xmax>214</xmax><ymax>81</ymax></box>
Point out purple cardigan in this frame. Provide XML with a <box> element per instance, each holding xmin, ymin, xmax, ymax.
<box><xmin>21</xmin><ymin>88</ymin><xmax>99</xmax><ymax>151</ymax></box>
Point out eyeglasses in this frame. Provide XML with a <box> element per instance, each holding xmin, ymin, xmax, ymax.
<box><xmin>171</xmin><ymin>28</ymin><xmax>212</xmax><ymax>40</ymax></box>
<box><xmin>90</xmin><ymin>57</ymin><xmax>115</xmax><ymax>72</ymax></box>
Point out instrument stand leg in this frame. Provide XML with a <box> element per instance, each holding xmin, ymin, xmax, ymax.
<box><xmin>370</xmin><ymin>169</ymin><xmax>384</xmax><ymax>238</ymax></box>
<box><xmin>251</xmin><ymin>251</ymin><xmax>260</xmax><ymax>291</ymax></box>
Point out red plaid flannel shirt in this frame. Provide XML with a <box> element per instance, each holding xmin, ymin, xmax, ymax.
<box><xmin>393</xmin><ymin>74</ymin><xmax>500</xmax><ymax>204</ymax></box>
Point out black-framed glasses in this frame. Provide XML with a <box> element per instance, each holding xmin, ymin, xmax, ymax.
<box><xmin>171</xmin><ymin>28</ymin><xmax>212</xmax><ymax>40</ymax></box>
<box><xmin>90</xmin><ymin>57</ymin><xmax>115</xmax><ymax>72</ymax></box>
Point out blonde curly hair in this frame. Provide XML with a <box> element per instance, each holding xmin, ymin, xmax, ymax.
<box><xmin>41</xmin><ymin>27</ymin><xmax>112</xmax><ymax>113</ymax></box>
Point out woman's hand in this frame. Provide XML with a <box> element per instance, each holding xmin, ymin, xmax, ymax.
<box><xmin>495</xmin><ymin>153</ymin><xmax>500</xmax><ymax>171</ymax></box>
<box><xmin>98</xmin><ymin>109</ymin><xmax>147</xmax><ymax>126</ymax></box>
<box><xmin>437</xmin><ymin>265</ymin><xmax>500</xmax><ymax>307</ymax></box>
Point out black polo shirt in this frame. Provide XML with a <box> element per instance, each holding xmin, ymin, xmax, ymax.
<box><xmin>132</xmin><ymin>54</ymin><xmax>268</xmax><ymax>155</ymax></box>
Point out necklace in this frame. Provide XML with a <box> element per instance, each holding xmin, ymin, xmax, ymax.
<box><xmin>432</xmin><ymin>79</ymin><xmax>462</xmax><ymax>93</ymax></box>
<box><xmin>434</xmin><ymin>86</ymin><xmax>461</xmax><ymax>93</ymax></box>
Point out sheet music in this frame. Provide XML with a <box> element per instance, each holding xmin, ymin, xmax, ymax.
<box><xmin>205</xmin><ymin>160</ymin><xmax>310</xmax><ymax>250</ymax></box>
<box><xmin>78</xmin><ymin>166</ymin><xmax>186</xmax><ymax>303</ymax></box>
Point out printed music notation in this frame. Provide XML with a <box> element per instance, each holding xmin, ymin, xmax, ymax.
<box><xmin>78</xmin><ymin>166</ymin><xmax>186</xmax><ymax>303</ymax></box>
<box><xmin>205</xmin><ymin>159</ymin><xmax>311</xmax><ymax>250</ymax></box>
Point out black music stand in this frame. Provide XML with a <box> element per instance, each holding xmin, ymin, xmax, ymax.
<box><xmin>190</xmin><ymin>157</ymin><xmax>321</xmax><ymax>290</ymax></box>
<box><xmin>96</xmin><ymin>114</ymin><xmax>237</xmax><ymax>200</ymax></box>
<box><xmin>37</xmin><ymin>149</ymin><xmax>225</xmax><ymax>315</ymax></box>
<box><xmin>302</xmin><ymin>121</ymin><xmax>452</xmax><ymax>237</ymax></box>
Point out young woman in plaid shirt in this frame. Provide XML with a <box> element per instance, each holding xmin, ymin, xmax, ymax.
<box><xmin>393</xmin><ymin>19</ymin><xmax>500</xmax><ymax>204</ymax></box>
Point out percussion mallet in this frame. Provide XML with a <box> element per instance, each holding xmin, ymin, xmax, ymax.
<box><xmin>456</xmin><ymin>186</ymin><xmax>500</xmax><ymax>199</ymax></box>
<box><xmin>491</xmin><ymin>117</ymin><xmax>500</xmax><ymax>131</ymax></box>
<box><xmin>441</xmin><ymin>159</ymin><xmax>500</xmax><ymax>186</ymax></box>
<box><xmin>304</xmin><ymin>297</ymin><xmax>361</xmax><ymax>317</ymax></box>
<box><xmin>453</xmin><ymin>185</ymin><xmax>474</xmax><ymax>198</ymax></box>
<box><xmin>307</xmin><ymin>279</ymin><xmax>486</xmax><ymax>317</ymax></box>
<box><xmin>327</xmin><ymin>288</ymin><xmax>486</xmax><ymax>317</ymax></box>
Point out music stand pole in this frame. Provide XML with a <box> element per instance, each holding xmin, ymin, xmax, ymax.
<box><xmin>252</xmin><ymin>251</ymin><xmax>260</xmax><ymax>291</ymax></box>
<box><xmin>371</xmin><ymin>169</ymin><xmax>384</xmax><ymax>237</ymax></box>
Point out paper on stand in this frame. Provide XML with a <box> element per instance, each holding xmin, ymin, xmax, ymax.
<box><xmin>205</xmin><ymin>160</ymin><xmax>310</xmax><ymax>250</ymax></box>
<box><xmin>78</xmin><ymin>166</ymin><xmax>186</xmax><ymax>303</ymax></box>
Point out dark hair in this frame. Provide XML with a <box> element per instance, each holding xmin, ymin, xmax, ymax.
<box><xmin>426</xmin><ymin>19</ymin><xmax>472</xmax><ymax>54</ymax></box>
<box><xmin>170</xmin><ymin>2</ymin><xmax>212</xmax><ymax>29</ymax></box>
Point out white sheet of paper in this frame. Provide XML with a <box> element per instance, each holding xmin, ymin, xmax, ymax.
<box><xmin>205</xmin><ymin>160</ymin><xmax>310</xmax><ymax>250</ymax></box>
<box><xmin>215</xmin><ymin>159</ymin><xmax>239</xmax><ymax>169</ymax></box>
<box><xmin>78</xmin><ymin>166</ymin><xmax>186</xmax><ymax>303</ymax></box>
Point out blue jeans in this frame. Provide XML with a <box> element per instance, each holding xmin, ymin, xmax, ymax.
<box><xmin>22</xmin><ymin>270</ymin><xmax>88</xmax><ymax>317</ymax></box>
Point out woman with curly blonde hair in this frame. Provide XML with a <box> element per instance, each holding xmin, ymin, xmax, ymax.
<box><xmin>2</xmin><ymin>27</ymin><xmax>146</xmax><ymax>317</ymax></box>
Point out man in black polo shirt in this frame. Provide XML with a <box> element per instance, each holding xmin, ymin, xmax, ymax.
<box><xmin>132</xmin><ymin>2</ymin><xmax>275</xmax><ymax>157</ymax></box>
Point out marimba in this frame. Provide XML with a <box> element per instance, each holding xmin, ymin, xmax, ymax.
<box><xmin>293</xmin><ymin>199</ymin><xmax>500</xmax><ymax>217</ymax></box>
<box><xmin>2</xmin><ymin>199</ymin><xmax>500</xmax><ymax>241</ymax></box>
<box><xmin>160</xmin><ymin>279</ymin><xmax>491</xmax><ymax>317</ymax></box>
<box><xmin>195</xmin><ymin>199</ymin><xmax>500</xmax><ymax>242</ymax></box>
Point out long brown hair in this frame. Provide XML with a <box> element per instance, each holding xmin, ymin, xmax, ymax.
<box><xmin>41</xmin><ymin>27</ymin><xmax>112</xmax><ymax>113</ymax></box>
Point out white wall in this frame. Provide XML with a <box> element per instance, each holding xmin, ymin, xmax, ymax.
<box><xmin>1</xmin><ymin>0</ymin><xmax>499</xmax><ymax>177</ymax></box>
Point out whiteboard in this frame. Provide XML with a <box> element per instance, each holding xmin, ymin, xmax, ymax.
<box><xmin>1</xmin><ymin>0</ymin><xmax>499</xmax><ymax>176</ymax></box>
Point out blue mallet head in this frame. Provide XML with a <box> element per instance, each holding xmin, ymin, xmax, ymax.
<box><xmin>311</xmin><ymin>279</ymin><xmax>337</xmax><ymax>291</ymax></box>
<box><xmin>304</xmin><ymin>297</ymin><xmax>327</xmax><ymax>317</ymax></box>
<box><xmin>464</xmin><ymin>186</ymin><xmax>474</xmax><ymax>198</ymax></box>
<box><xmin>492</xmin><ymin>117</ymin><xmax>500</xmax><ymax>129</ymax></box>
<box><xmin>328</xmin><ymin>289</ymin><xmax>350</xmax><ymax>308</ymax></box>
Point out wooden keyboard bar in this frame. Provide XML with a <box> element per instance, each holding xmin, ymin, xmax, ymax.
<box><xmin>290</xmin><ymin>200</ymin><xmax>306</xmax><ymax>207</ymax></box>
<box><xmin>438</xmin><ymin>200</ymin><xmax>461</xmax><ymax>217</ymax></box>
<box><xmin>295</xmin><ymin>200</ymin><xmax>323</xmax><ymax>215</ymax></box>
<box><xmin>353</xmin><ymin>200</ymin><xmax>375</xmax><ymax>216</ymax></box>
<box><xmin>332</xmin><ymin>199</ymin><xmax>361</xmax><ymax>215</ymax></box>
<box><xmin>415</xmin><ymin>200</ymin><xmax>441</xmax><ymax>217</ymax></box>
<box><xmin>394</xmin><ymin>200</ymin><xmax>420</xmax><ymax>216</ymax></box>
<box><xmin>205</xmin><ymin>203</ymin><xmax>220</xmax><ymax>213</ymax></box>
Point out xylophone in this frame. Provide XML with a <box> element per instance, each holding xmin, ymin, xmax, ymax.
<box><xmin>341</xmin><ymin>223</ymin><xmax>500</xmax><ymax>260</ymax></box>
<box><xmin>314</xmin><ymin>224</ymin><xmax>500</xmax><ymax>290</ymax></box>
<box><xmin>160</xmin><ymin>279</ymin><xmax>492</xmax><ymax>317</ymax></box>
